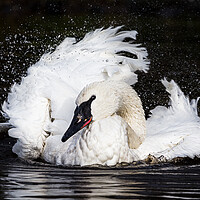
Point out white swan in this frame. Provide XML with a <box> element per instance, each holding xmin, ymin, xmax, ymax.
<box><xmin>2</xmin><ymin>27</ymin><xmax>149</xmax><ymax>161</ymax></box>
<box><xmin>2</xmin><ymin>27</ymin><xmax>200</xmax><ymax>166</ymax></box>
<box><xmin>43</xmin><ymin>80</ymin><xmax>146</xmax><ymax>166</ymax></box>
<box><xmin>43</xmin><ymin>79</ymin><xmax>200</xmax><ymax>166</ymax></box>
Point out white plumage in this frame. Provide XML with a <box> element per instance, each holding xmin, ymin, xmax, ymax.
<box><xmin>43</xmin><ymin>80</ymin><xmax>146</xmax><ymax>166</ymax></box>
<box><xmin>135</xmin><ymin>79</ymin><xmax>200</xmax><ymax>161</ymax></box>
<box><xmin>2</xmin><ymin>27</ymin><xmax>200</xmax><ymax>166</ymax></box>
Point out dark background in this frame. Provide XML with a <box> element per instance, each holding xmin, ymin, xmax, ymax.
<box><xmin>0</xmin><ymin>0</ymin><xmax>200</xmax><ymax>17</ymax></box>
<box><xmin>0</xmin><ymin>0</ymin><xmax>200</xmax><ymax>122</ymax></box>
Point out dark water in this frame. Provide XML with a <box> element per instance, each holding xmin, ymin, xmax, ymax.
<box><xmin>0</xmin><ymin>3</ymin><xmax>200</xmax><ymax>200</ymax></box>
<box><xmin>1</xmin><ymin>160</ymin><xmax>200</xmax><ymax>199</ymax></box>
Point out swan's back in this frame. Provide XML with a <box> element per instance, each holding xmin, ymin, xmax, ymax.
<box><xmin>134</xmin><ymin>79</ymin><xmax>200</xmax><ymax>161</ymax></box>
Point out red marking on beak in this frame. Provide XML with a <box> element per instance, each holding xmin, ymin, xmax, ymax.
<box><xmin>81</xmin><ymin>117</ymin><xmax>92</xmax><ymax>129</ymax></box>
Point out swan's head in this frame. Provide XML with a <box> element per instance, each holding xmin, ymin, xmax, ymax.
<box><xmin>61</xmin><ymin>81</ymin><xmax>121</xmax><ymax>142</ymax></box>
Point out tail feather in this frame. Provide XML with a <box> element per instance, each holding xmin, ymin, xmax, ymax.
<box><xmin>161</xmin><ymin>78</ymin><xmax>199</xmax><ymax>121</ymax></box>
<box><xmin>147</xmin><ymin>78</ymin><xmax>199</xmax><ymax>135</ymax></box>
<box><xmin>136</xmin><ymin>79</ymin><xmax>200</xmax><ymax>161</ymax></box>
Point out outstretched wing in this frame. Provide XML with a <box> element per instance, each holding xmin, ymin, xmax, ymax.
<box><xmin>3</xmin><ymin>26</ymin><xmax>149</xmax><ymax>160</ymax></box>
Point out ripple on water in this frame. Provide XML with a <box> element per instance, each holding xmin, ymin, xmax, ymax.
<box><xmin>1</xmin><ymin>159</ymin><xmax>200</xmax><ymax>199</ymax></box>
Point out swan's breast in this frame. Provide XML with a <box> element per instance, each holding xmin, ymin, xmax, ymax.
<box><xmin>77</xmin><ymin>114</ymin><xmax>134</xmax><ymax>166</ymax></box>
<box><xmin>42</xmin><ymin>115</ymin><xmax>134</xmax><ymax>166</ymax></box>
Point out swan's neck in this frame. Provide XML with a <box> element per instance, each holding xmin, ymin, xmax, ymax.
<box><xmin>77</xmin><ymin>80</ymin><xmax>146</xmax><ymax>149</ymax></box>
<box><xmin>117</xmin><ymin>89</ymin><xmax>146</xmax><ymax>149</ymax></box>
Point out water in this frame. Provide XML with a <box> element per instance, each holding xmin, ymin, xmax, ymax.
<box><xmin>1</xmin><ymin>159</ymin><xmax>200</xmax><ymax>199</ymax></box>
<box><xmin>0</xmin><ymin>3</ymin><xmax>200</xmax><ymax>199</ymax></box>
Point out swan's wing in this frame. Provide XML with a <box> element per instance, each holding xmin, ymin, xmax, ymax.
<box><xmin>39</xmin><ymin>26</ymin><xmax>149</xmax><ymax>88</ymax></box>
<box><xmin>134</xmin><ymin>79</ymin><xmax>200</xmax><ymax>161</ymax></box>
<box><xmin>3</xmin><ymin>26</ymin><xmax>149</xmax><ymax>159</ymax></box>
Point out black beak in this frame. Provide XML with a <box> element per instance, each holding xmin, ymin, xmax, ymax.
<box><xmin>61</xmin><ymin>95</ymin><xmax>96</xmax><ymax>142</ymax></box>
<box><xmin>61</xmin><ymin>109</ymin><xmax>92</xmax><ymax>142</ymax></box>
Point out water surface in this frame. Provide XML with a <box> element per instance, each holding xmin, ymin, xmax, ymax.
<box><xmin>1</xmin><ymin>159</ymin><xmax>200</xmax><ymax>199</ymax></box>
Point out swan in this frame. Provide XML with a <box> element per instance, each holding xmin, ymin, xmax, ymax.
<box><xmin>43</xmin><ymin>80</ymin><xmax>146</xmax><ymax>166</ymax></box>
<box><xmin>2</xmin><ymin>26</ymin><xmax>149</xmax><ymax>161</ymax></box>
<box><xmin>2</xmin><ymin>27</ymin><xmax>200</xmax><ymax>166</ymax></box>
<box><xmin>43</xmin><ymin>79</ymin><xmax>200</xmax><ymax>166</ymax></box>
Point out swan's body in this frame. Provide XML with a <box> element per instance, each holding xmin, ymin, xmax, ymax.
<box><xmin>43</xmin><ymin>79</ymin><xmax>200</xmax><ymax>166</ymax></box>
<box><xmin>43</xmin><ymin>81</ymin><xmax>145</xmax><ymax>166</ymax></box>
<box><xmin>3</xmin><ymin>27</ymin><xmax>149</xmax><ymax>160</ymax></box>
<box><xmin>2</xmin><ymin>27</ymin><xmax>200</xmax><ymax>166</ymax></box>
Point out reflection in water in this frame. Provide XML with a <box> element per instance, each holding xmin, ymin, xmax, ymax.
<box><xmin>1</xmin><ymin>161</ymin><xmax>200</xmax><ymax>199</ymax></box>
